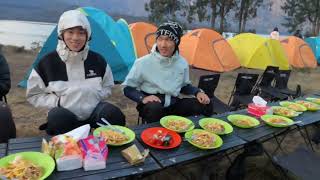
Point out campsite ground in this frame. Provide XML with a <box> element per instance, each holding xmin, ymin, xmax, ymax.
<box><xmin>2</xmin><ymin>45</ymin><xmax>320</xmax><ymax>179</ymax></box>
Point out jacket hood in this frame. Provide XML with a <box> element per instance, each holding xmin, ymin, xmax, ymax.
<box><xmin>56</xmin><ymin>9</ymin><xmax>90</xmax><ymax>62</ymax></box>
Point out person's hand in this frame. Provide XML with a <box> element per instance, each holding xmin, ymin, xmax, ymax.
<box><xmin>142</xmin><ymin>95</ymin><xmax>161</xmax><ymax>104</ymax></box>
<box><xmin>196</xmin><ymin>92</ymin><xmax>210</xmax><ymax>104</ymax></box>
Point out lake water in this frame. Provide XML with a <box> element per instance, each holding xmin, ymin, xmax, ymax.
<box><xmin>0</xmin><ymin>20</ymin><xmax>55</xmax><ymax>49</ymax></box>
<box><xmin>0</xmin><ymin>20</ymin><xmax>287</xmax><ymax>50</ymax></box>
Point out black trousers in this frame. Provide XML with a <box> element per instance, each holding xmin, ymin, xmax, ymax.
<box><xmin>137</xmin><ymin>98</ymin><xmax>213</xmax><ymax>123</ymax></box>
<box><xmin>0</xmin><ymin>101</ymin><xmax>16</xmax><ymax>143</ymax></box>
<box><xmin>41</xmin><ymin>102</ymin><xmax>126</xmax><ymax>135</ymax></box>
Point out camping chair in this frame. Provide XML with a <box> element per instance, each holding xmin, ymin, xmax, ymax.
<box><xmin>273</xmin><ymin>70</ymin><xmax>302</xmax><ymax>99</ymax></box>
<box><xmin>144</xmin><ymin>32</ymin><xmax>156</xmax><ymax>53</ymax></box>
<box><xmin>228</xmin><ymin>73</ymin><xmax>259</xmax><ymax>110</ymax></box>
<box><xmin>198</xmin><ymin>74</ymin><xmax>230</xmax><ymax>114</ymax></box>
<box><xmin>0</xmin><ymin>95</ymin><xmax>7</xmax><ymax>103</ymax></box>
<box><xmin>272</xmin><ymin>147</ymin><xmax>320</xmax><ymax>180</ymax></box>
<box><xmin>254</xmin><ymin>66</ymin><xmax>288</xmax><ymax>101</ymax></box>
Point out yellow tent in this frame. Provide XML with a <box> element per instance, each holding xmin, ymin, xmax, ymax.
<box><xmin>228</xmin><ymin>33</ymin><xmax>290</xmax><ymax>70</ymax></box>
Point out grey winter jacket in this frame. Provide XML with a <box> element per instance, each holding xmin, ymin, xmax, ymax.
<box><xmin>0</xmin><ymin>54</ymin><xmax>10</xmax><ymax>101</ymax></box>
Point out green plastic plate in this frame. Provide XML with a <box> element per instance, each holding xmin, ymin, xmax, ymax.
<box><xmin>160</xmin><ymin>115</ymin><xmax>195</xmax><ymax>133</ymax></box>
<box><xmin>279</xmin><ymin>101</ymin><xmax>307</xmax><ymax>112</ymax></box>
<box><xmin>295</xmin><ymin>100</ymin><xmax>320</xmax><ymax>111</ymax></box>
<box><xmin>0</xmin><ymin>151</ymin><xmax>55</xmax><ymax>180</ymax></box>
<box><xmin>199</xmin><ymin>118</ymin><xmax>233</xmax><ymax>135</ymax></box>
<box><xmin>272</xmin><ymin>106</ymin><xmax>300</xmax><ymax>117</ymax></box>
<box><xmin>306</xmin><ymin>97</ymin><xmax>320</xmax><ymax>105</ymax></box>
<box><xmin>185</xmin><ymin>129</ymin><xmax>223</xmax><ymax>149</ymax></box>
<box><xmin>227</xmin><ymin>114</ymin><xmax>260</xmax><ymax>128</ymax></box>
<box><xmin>261</xmin><ymin>114</ymin><xmax>294</xmax><ymax>128</ymax></box>
<box><xmin>93</xmin><ymin>125</ymin><xmax>135</xmax><ymax>146</ymax></box>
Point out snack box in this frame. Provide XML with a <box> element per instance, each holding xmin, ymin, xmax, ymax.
<box><xmin>78</xmin><ymin>135</ymin><xmax>108</xmax><ymax>171</ymax></box>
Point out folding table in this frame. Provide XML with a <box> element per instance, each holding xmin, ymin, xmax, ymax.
<box><xmin>6</xmin><ymin>137</ymin><xmax>161</xmax><ymax>180</ymax></box>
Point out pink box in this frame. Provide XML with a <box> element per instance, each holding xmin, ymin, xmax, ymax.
<box><xmin>78</xmin><ymin>135</ymin><xmax>108</xmax><ymax>171</ymax></box>
<box><xmin>247</xmin><ymin>103</ymin><xmax>271</xmax><ymax>118</ymax></box>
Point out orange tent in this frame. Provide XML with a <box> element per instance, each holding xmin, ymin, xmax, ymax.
<box><xmin>180</xmin><ymin>28</ymin><xmax>240</xmax><ymax>72</ymax></box>
<box><xmin>281</xmin><ymin>36</ymin><xmax>317</xmax><ymax>68</ymax></box>
<box><xmin>129</xmin><ymin>22</ymin><xmax>157</xmax><ymax>58</ymax></box>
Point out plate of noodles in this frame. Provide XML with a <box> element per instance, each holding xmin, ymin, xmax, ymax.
<box><xmin>295</xmin><ymin>100</ymin><xmax>320</xmax><ymax>111</ymax></box>
<box><xmin>0</xmin><ymin>151</ymin><xmax>55</xmax><ymax>180</ymax></box>
<box><xmin>160</xmin><ymin>115</ymin><xmax>195</xmax><ymax>133</ymax></box>
<box><xmin>261</xmin><ymin>115</ymin><xmax>294</xmax><ymax>127</ymax></box>
<box><xmin>279</xmin><ymin>101</ymin><xmax>307</xmax><ymax>112</ymax></box>
<box><xmin>271</xmin><ymin>106</ymin><xmax>300</xmax><ymax>117</ymax></box>
<box><xmin>185</xmin><ymin>129</ymin><xmax>223</xmax><ymax>149</ymax></box>
<box><xmin>199</xmin><ymin>118</ymin><xmax>233</xmax><ymax>135</ymax></box>
<box><xmin>227</xmin><ymin>114</ymin><xmax>260</xmax><ymax>128</ymax></box>
<box><xmin>94</xmin><ymin>125</ymin><xmax>135</xmax><ymax>146</ymax></box>
<box><xmin>306</xmin><ymin>97</ymin><xmax>320</xmax><ymax>105</ymax></box>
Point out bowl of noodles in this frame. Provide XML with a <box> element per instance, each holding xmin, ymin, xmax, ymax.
<box><xmin>0</xmin><ymin>151</ymin><xmax>55</xmax><ymax>180</ymax></box>
<box><xmin>160</xmin><ymin>115</ymin><xmax>195</xmax><ymax>133</ymax></box>
<box><xmin>261</xmin><ymin>115</ymin><xmax>294</xmax><ymax>127</ymax></box>
<box><xmin>227</xmin><ymin>114</ymin><xmax>260</xmax><ymax>128</ymax></box>
<box><xmin>185</xmin><ymin>129</ymin><xmax>223</xmax><ymax>149</ymax></box>
<box><xmin>93</xmin><ymin>125</ymin><xmax>135</xmax><ymax>146</ymax></box>
<box><xmin>199</xmin><ymin>118</ymin><xmax>233</xmax><ymax>135</ymax></box>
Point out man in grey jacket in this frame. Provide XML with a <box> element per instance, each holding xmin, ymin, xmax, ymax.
<box><xmin>0</xmin><ymin>53</ymin><xmax>16</xmax><ymax>142</ymax></box>
<box><xmin>26</xmin><ymin>10</ymin><xmax>125</xmax><ymax>135</ymax></box>
<box><xmin>123</xmin><ymin>22</ymin><xmax>213</xmax><ymax>123</ymax></box>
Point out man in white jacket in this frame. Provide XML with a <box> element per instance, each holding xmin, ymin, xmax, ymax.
<box><xmin>26</xmin><ymin>10</ymin><xmax>125</xmax><ymax>135</ymax></box>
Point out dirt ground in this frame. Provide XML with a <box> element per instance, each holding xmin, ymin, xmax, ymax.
<box><xmin>2</xmin><ymin>45</ymin><xmax>320</xmax><ymax>179</ymax></box>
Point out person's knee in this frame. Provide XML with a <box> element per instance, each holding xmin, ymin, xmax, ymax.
<box><xmin>144</xmin><ymin>102</ymin><xmax>163</xmax><ymax>113</ymax></box>
<box><xmin>97</xmin><ymin>102</ymin><xmax>126</xmax><ymax>126</ymax></box>
<box><xmin>0</xmin><ymin>102</ymin><xmax>16</xmax><ymax>142</ymax></box>
<box><xmin>108</xmin><ymin>105</ymin><xmax>126</xmax><ymax>126</ymax></box>
<box><xmin>203</xmin><ymin>101</ymin><xmax>213</xmax><ymax>116</ymax></box>
<box><xmin>141</xmin><ymin>102</ymin><xmax>164</xmax><ymax>123</ymax></box>
<box><xmin>46</xmin><ymin>107</ymin><xmax>78</xmax><ymax>135</ymax></box>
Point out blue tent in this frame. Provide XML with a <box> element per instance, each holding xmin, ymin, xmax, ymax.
<box><xmin>305</xmin><ymin>37</ymin><xmax>320</xmax><ymax>63</ymax></box>
<box><xmin>19</xmin><ymin>7</ymin><xmax>135</xmax><ymax>87</ymax></box>
<box><xmin>80</xmin><ymin>7</ymin><xmax>137</xmax><ymax>71</ymax></box>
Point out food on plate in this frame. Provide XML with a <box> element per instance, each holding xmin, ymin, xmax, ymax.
<box><xmin>307</xmin><ymin>98</ymin><xmax>320</xmax><ymax>104</ymax></box>
<box><xmin>100</xmin><ymin>129</ymin><xmax>129</xmax><ymax>145</ymax></box>
<box><xmin>204</xmin><ymin>122</ymin><xmax>225</xmax><ymax>134</ymax></box>
<box><xmin>273</xmin><ymin>107</ymin><xmax>297</xmax><ymax>117</ymax></box>
<box><xmin>149</xmin><ymin>130</ymin><xmax>173</xmax><ymax>146</ymax></box>
<box><xmin>0</xmin><ymin>156</ymin><xmax>42</xmax><ymax>180</ymax></box>
<box><xmin>268</xmin><ymin>118</ymin><xmax>288</xmax><ymax>125</ymax></box>
<box><xmin>235</xmin><ymin>119</ymin><xmax>255</xmax><ymax>126</ymax></box>
<box><xmin>295</xmin><ymin>100</ymin><xmax>319</xmax><ymax>110</ymax></box>
<box><xmin>286</xmin><ymin>103</ymin><xmax>305</xmax><ymax>111</ymax></box>
<box><xmin>166</xmin><ymin>119</ymin><xmax>190</xmax><ymax>131</ymax></box>
<box><xmin>190</xmin><ymin>131</ymin><xmax>216</xmax><ymax>148</ymax></box>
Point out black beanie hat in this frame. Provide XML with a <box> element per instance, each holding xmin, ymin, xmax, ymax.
<box><xmin>156</xmin><ymin>22</ymin><xmax>183</xmax><ymax>46</ymax></box>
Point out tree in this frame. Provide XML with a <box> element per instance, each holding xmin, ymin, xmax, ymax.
<box><xmin>234</xmin><ymin>0</ymin><xmax>265</xmax><ymax>33</ymax></box>
<box><xmin>217</xmin><ymin>0</ymin><xmax>236</xmax><ymax>32</ymax></box>
<box><xmin>282</xmin><ymin>0</ymin><xmax>320</xmax><ymax>36</ymax></box>
<box><xmin>186</xmin><ymin>0</ymin><xmax>218</xmax><ymax>28</ymax></box>
<box><xmin>186</xmin><ymin>0</ymin><xmax>235</xmax><ymax>32</ymax></box>
<box><xmin>145</xmin><ymin>0</ymin><xmax>183</xmax><ymax>25</ymax></box>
